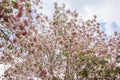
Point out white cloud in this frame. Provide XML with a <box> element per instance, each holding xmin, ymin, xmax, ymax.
<box><xmin>40</xmin><ymin>0</ymin><xmax>120</xmax><ymax>23</ymax></box>
<box><xmin>84</xmin><ymin>0</ymin><xmax>120</xmax><ymax>24</ymax></box>
<box><xmin>0</xmin><ymin>64</ymin><xmax>5</xmax><ymax>77</ymax></box>
<box><xmin>40</xmin><ymin>0</ymin><xmax>120</xmax><ymax>35</ymax></box>
<box><xmin>58</xmin><ymin>0</ymin><xmax>120</xmax><ymax>24</ymax></box>
<box><xmin>105</xmin><ymin>23</ymin><xmax>114</xmax><ymax>35</ymax></box>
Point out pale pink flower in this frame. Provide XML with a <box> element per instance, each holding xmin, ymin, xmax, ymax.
<box><xmin>28</xmin><ymin>78</ymin><xmax>34</xmax><ymax>80</ymax></box>
<box><xmin>72</xmin><ymin>51</ymin><xmax>78</xmax><ymax>56</ymax></box>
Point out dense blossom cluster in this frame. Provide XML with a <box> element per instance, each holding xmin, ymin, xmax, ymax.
<box><xmin>0</xmin><ymin>0</ymin><xmax>120</xmax><ymax>80</ymax></box>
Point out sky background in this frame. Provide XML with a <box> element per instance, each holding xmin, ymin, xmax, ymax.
<box><xmin>40</xmin><ymin>0</ymin><xmax>120</xmax><ymax>35</ymax></box>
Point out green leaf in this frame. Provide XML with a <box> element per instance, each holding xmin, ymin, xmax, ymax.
<box><xmin>11</xmin><ymin>0</ymin><xmax>18</xmax><ymax>9</ymax></box>
<box><xmin>11</xmin><ymin>0</ymin><xmax>16</xmax><ymax>2</ymax></box>
<box><xmin>64</xmin><ymin>52</ymin><xmax>70</xmax><ymax>57</ymax></box>
<box><xmin>82</xmin><ymin>69</ymin><xmax>88</xmax><ymax>77</ymax></box>
<box><xmin>89</xmin><ymin>49</ymin><xmax>95</xmax><ymax>54</ymax></box>
<box><xmin>2</xmin><ymin>35</ymin><xmax>9</xmax><ymax>40</ymax></box>
<box><xmin>99</xmin><ymin>60</ymin><xmax>107</xmax><ymax>65</ymax></box>
<box><xmin>19</xmin><ymin>48</ymin><xmax>23</xmax><ymax>53</ymax></box>
<box><xmin>52</xmin><ymin>76</ymin><xmax>58</xmax><ymax>80</ymax></box>
<box><xmin>4</xmin><ymin>8</ymin><xmax>13</xmax><ymax>13</ymax></box>
<box><xmin>25</xmin><ymin>1</ymin><xmax>31</xmax><ymax>8</ymax></box>
<box><xmin>7</xmin><ymin>45</ymin><xmax>12</xmax><ymax>49</ymax></box>
<box><xmin>0</xmin><ymin>6</ymin><xmax>3</xmax><ymax>11</ymax></box>
<box><xmin>2</xmin><ymin>1</ymin><xmax>9</xmax><ymax>6</ymax></box>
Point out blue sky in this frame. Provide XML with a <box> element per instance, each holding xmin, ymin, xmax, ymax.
<box><xmin>39</xmin><ymin>0</ymin><xmax>120</xmax><ymax>36</ymax></box>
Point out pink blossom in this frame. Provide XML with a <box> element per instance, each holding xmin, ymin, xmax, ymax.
<box><xmin>39</xmin><ymin>68</ymin><xmax>48</xmax><ymax>77</ymax></box>
<box><xmin>22</xmin><ymin>31</ymin><xmax>27</xmax><ymax>36</ymax></box>
<box><xmin>72</xmin><ymin>51</ymin><xmax>78</xmax><ymax>56</ymax></box>
<box><xmin>17</xmin><ymin>6</ymin><xmax>23</xmax><ymax>18</ymax></box>
<box><xmin>28</xmin><ymin>78</ymin><xmax>34</xmax><ymax>80</ymax></box>
<box><xmin>13</xmin><ymin>38</ymin><xmax>17</xmax><ymax>43</ymax></box>
<box><xmin>66</xmin><ymin>9</ymin><xmax>70</xmax><ymax>13</ymax></box>
<box><xmin>114</xmin><ymin>31</ymin><xmax>118</xmax><ymax>36</ymax></box>
<box><xmin>24</xmin><ymin>19</ymin><xmax>29</xmax><ymax>26</ymax></box>
<box><xmin>71</xmin><ymin>31</ymin><xmax>77</xmax><ymax>36</ymax></box>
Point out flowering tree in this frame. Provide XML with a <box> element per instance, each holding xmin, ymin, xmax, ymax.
<box><xmin>0</xmin><ymin>0</ymin><xmax>120</xmax><ymax>80</ymax></box>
